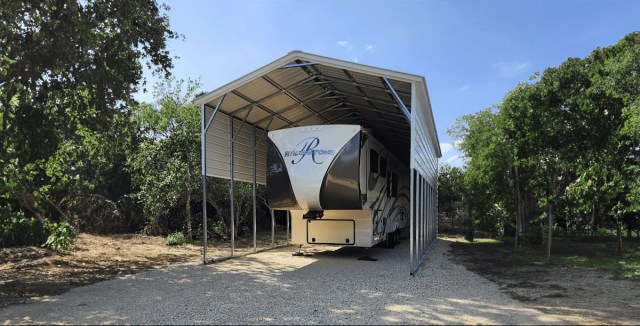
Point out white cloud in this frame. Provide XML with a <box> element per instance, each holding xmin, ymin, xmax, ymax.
<box><xmin>365</xmin><ymin>44</ymin><xmax>375</xmax><ymax>53</ymax></box>
<box><xmin>337</xmin><ymin>41</ymin><xmax>349</xmax><ymax>47</ymax></box>
<box><xmin>353</xmin><ymin>56</ymin><xmax>359</xmax><ymax>63</ymax></box>
<box><xmin>440</xmin><ymin>142</ymin><xmax>454</xmax><ymax>155</ymax></box>
<box><xmin>446</xmin><ymin>155</ymin><xmax>461</xmax><ymax>164</ymax></box>
<box><xmin>460</xmin><ymin>85</ymin><xmax>470</xmax><ymax>92</ymax></box>
<box><xmin>493</xmin><ymin>61</ymin><xmax>531</xmax><ymax>77</ymax></box>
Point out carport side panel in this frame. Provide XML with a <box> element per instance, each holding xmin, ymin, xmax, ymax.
<box><xmin>290</xmin><ymin>210</ymin><xmax>374</xmax><ymax>247</ymax></box>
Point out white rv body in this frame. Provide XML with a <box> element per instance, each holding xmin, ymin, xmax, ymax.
<box><xmin>267</xmin><ymin>124</ymin><xmax>409</xmax><ymax>247</ymax></box>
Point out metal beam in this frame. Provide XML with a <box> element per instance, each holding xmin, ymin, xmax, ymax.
<box><xmin>343</xmin><ymin>104</ymin><xmax>407</xmax><ymax>118</ymax></box>
<box><xmin>252</xmin><ymin>126</ymin><xmax>257</xmax><ymax>252</ymax></box>
<box><xmin>229</xmin><ymin>114</ymin><xmax>236</xmax><ymax>257</ymax></box>
<box><xmin>204</xmin><ymin>94</ymin><xmax>226</xmax><ymax>132</ymax></box>
<box><xmin>231</xmin><ymin>105</ymin><xmax>255</xmax><ymax>143</ymax></box>
<box><xmin>201</xmin><ymin>104</ymin><xmax>208</xmax><ymax>264</ymax></box>
<box><xmin>256</xmin><ymin>118</ymin><xmax>275</xmax><ymax>148</ymax></box>
<box><xmin>231</xmin><ymin>90</ymin><xmax>299</xmax><ymax>127</ymax></box>
<box><xmin>316</xmin><ymin>74</ymin><xmax>412</xmax><ymax>97</ymax></box>
<box><xmin>321</xmin><ymin>112</ymin><xmax>357</xmax><ymax>125</ymax></box>
<box><xmin>382</xmin><ymin>77</ymin><xmax>412</xmax><ymax>123</ymax></box>
<box><xmin>280</xmin><ymin>61</ymin><xmax>316</xmax><ymax>69</ymax></box>
<box><xmin>225</xmin><ymin>75</ymin><xmax>317</xmax><ymax>116</ymax></box>
<box><xmin>333</xmin><ymin>89</ymin><xmax>402</xmax><ymax>108</ymax></box>
<box><xmin>250</xmin><ymin>89</ymin><xmax>331</xmax><ymax>126</ymax></box>
<box><xmin>262</xmin><ymin>75</ymin><xmax>331</xmax><ymax>125</ymax></box>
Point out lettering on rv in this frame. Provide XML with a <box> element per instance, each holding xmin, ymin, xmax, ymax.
<box><xmin>284</xmin><ymin>137</ymin><xmax>335</xmax><ymax>164</ymax></box>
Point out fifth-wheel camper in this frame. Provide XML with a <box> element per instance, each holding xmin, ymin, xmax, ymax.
<box><xmin>267</xmin><ymin>124</ymin><xmax>409</xmax><ymax>247</ymax></box>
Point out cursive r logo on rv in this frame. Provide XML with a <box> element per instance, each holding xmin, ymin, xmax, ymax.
<box><xmin>284</xmin><ymin>137</ymin><xmax>335</xmax><ymax>164</ymax></box>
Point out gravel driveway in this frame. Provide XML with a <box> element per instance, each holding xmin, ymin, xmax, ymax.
<box><xmin>1</xmin><ymin>239</ymin><xmax>572</xmax><ymax>324</ymax></box>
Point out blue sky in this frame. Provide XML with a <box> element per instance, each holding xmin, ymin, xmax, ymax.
<box><xmin>136</xmin><ymin>0</ymin><xmax>640</xmax><ymax>167</ymax></box>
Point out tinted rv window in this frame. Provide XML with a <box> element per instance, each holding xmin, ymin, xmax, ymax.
<box><xmin>380</xmin><ymin>157</ymin><xmax>387</xmax><ymax>178</ymax></box>
<box><xmin>370</xmin><ymin>149</ymin><xmax>379</xmax><ymax>173</ymax></box>
<box><xmin>386</xmin><ymin>172</ymin><xmax>391</xmax><ymax>197</ymax></box>
<box><xmin>391</xmin><ymin>173</ymin><xmax>398</xmax><ymax>197</ymax></box>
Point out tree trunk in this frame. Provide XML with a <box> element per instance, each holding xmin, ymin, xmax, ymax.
<box><xmin>616</xmin><ymin>219</ymin><xmax>624</xmax><ymax>255</ymax></box>
<box><xmin>514</xmin><ymin>166</ymin><xmax>523</xmax><ymax>248</ymax></box>
<box><xmin>465</xmin><ymin>201</ymin><xmax>474</xmax><ymax>242</ymax></box>
<box><xmin>545</xmin><ymin>202</ymin><xmax>554</xmax><ymax>265</ymax></box>
<box><xmin>185</xmin><ymin>167</ymin><xmax>193</xmax><ymax>242</ymax></box>
<box><xmin>185</xmin><ymin>188</ymin><xmax>192</xmax><ymax>243</ymax></box>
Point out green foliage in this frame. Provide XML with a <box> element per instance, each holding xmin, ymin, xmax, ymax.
<box><xmin>131</xmin><ymin>78</ymin><xmax>202</xmax><ymax>239</ymax></box>
<box><xmin>1</xmin><ymin>206</ymin><xmax>75</xmax><ymax>250</ymax></box>
<box><xmin>206</xmin><ymin>178</ymin><xmax>267</xmax><ymax>240</ymax></box>
<box><xmin>449</xmin><ymin>32</ymin><xmax>640</xmax><ymax>257</ymax></box>
<box><xmin>43</xmin><ymin>221</ymin><xmax>76</xmax><ymax>251</ymax></box>
<box><xmin>438</xmin><ymin>164</ymin><xmax>465</xmax><ymax>232</ymax></box>
<box><xmin>165</xmin><ymin>231</ymin><xmax>186</xmax><ymax>246</ymax></box>
<box><xmin>0</xmin><ymin>207</ymin><xmax>47</xmax><ymax>247</ymax></box>
<box><xmin>0</xmin><ymin>0</ymin><xmax>177</xmax><ymax>235</ymax></box>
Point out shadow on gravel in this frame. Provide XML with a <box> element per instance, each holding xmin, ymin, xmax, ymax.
<box><xmin>446</xmin><ymin>237</ymin><xmax>640</xmax><ymax>324</ymax></box>
<box><xmin>2</xmin><ymin>240</ymin><xmax>579</xmax><ymax>324</ymax></box>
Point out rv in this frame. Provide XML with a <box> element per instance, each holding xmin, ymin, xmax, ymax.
<box><xmin>267</xmin><ymin>124</ymin><xmax>410</xmax><ymax>248</ymax></box>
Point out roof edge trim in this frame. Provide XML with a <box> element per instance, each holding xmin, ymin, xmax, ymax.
<box><xmin>193</xmin><ymin>51</ymin><xmax>424</xmax><ymax>107</ymax></box>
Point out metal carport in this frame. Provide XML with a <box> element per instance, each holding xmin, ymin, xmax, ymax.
<box><xmin>194</xmin><ymin>51</ymin><xmax>441</xmax><ymax>274</ymax></box>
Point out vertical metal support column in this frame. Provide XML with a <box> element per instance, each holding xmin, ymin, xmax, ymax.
<box><xmin>424</xmin><ymin>180</ymin><xmax>428</xmax><ymax>249</ymax></box>
<box><xmin>423</xmin><ymin>177</ymin><xmax>426</xmax><ymax>257</ymax></box>
<box><xmin>286</xmin><ymin>210</ymin><xmax>290</xmax><ymax>243</ymax></box>
<box><xmin>418</xmin><ymin>175</ymin><xmax>422</xmax><ymax>260</ymax></box>
<box><xmin>428</xmin><ymin>185</ymin><xmax>431</xmax><ymax>245</ymax></box>
<box><xmin>409</xmin><ymin>169</ymin><xmax>415</xmax><ymax>274</ymax></box>
<box><xmin>201</xmin><ymin>104</ymin><xmax>207</xmax><ymax>264</ymax></box>
<box><xmin>229</xmin><ymin>114</ymin><xmax>235</xmax><ymax>257</ymax></box>
<box><xmin>252</xmin><ymin>126</ymin><xmax>257</xmax><ymax>252</ymax></box>
<box><xmin>271</xmin><ymin>209</ymin><xmax>275</xmax><ymax>247</ymax></box>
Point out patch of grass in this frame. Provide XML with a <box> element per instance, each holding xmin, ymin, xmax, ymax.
<box><xmin>447</xmin><ymin>237</ymin><xmax>504</xmax><ymax>245</ymax></box>
<box><xmin>555</xmin><ymin>248</ymin><xmax>640</xmax><ymax>280</ymax></box>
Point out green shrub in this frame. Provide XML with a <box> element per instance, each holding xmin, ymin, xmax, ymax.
<box><xmin>0</xmin><ymin>208</ymin><xmax>47</xmax><ymax>247</ymax></box>
<box><xmin>165</xmin><ymin>231</ymin><xmax>186</xmax><ymax>246</ymax></box>
<box><xmin>43</xmin><ymin>221</ymin><xmax>76</xmax><ymax>251</ymax></box>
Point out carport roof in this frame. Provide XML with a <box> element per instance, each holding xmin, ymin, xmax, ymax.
<box><xmin>194</xmin><ymin>51</ymin><xmax>441</xmax><ymax>164</ymax></box>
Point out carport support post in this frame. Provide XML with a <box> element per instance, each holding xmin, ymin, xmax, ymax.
<box><xmin>410</xmin><ymin>169</ymin><xmax>415</xmax><ymax>274</ymax></box>
<box><xmin>253</xmin><ymin>126</ymin><xmax>257</xmax><ymax>252</ymax></box>
<box><xmin>201</xmin><ymin>104</ymin><xmax>207</xmax><ymax>264</ymax></box>
<box><xmin>271</xmin><ymin>208</ymin><xmax>275</xmax><ymax>247</ymax></box>
<box><xmin>229</xmin><ymin>114</ymin><xmax>235</xmax><ymax>257</ymax></box>
<box><xmin>286</xmin><ymin>210</ymin><xmax>290</xmax><ymax>243</ymax></box>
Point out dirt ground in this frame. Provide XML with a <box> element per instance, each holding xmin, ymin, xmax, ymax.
<box><xmin>0</xmin><ymin>232</ymin><xmax>287</xmax><ymax>309</ymax></box>
<box><xmin>445</xmin><ymin>235</ymin><xmax>640</xmax><ymax>324</ymax></box>
<box><xmin>2</xmin><ymin>233</ymin><xmax>640</xmax><ymax>324</ymax></box>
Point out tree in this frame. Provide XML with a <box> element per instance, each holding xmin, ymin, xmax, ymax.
<box><xmin>437</xmin><ymin>164</ymin><xmax>465</xmax><ymax>233</ymax></box>
<box><xmin>450</xmin><ymin>109</ymin><xmax>515</xmax><ymax>241</ymax></box>
<box><xmin>452</xmin><ymin>32</ymin><xmax>640</xmax><ymax>262</ymax></box>
<box><xmin>0</xmin><ymin>0</ymin><xmax>178</xmax><ymax>236</ymax></box>
<box><xmin>132</xmin><ymin>78</ymin><xmax>201</xmax><ymax>241</ymax></box>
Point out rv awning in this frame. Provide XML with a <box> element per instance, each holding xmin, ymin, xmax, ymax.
<box><xmin>194</xmin><ymin>51</ymin><xmax>441</xmax><ymax>168</ymax></box>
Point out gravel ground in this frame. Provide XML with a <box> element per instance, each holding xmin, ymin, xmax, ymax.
<box><xmin>0</xmin><ymin>239</ymin><xmax>574</xmax><ymax>325</ymax></box>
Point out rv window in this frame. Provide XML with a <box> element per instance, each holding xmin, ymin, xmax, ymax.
<box><xmin>380</xmin><ymin>157</ymin><xmax>387</xmax><ymax>178</ymax></box>
<box><xmin>370</xmin><ymin>149</ymin><xmax>379</xmax><ymax>173</ymax></box>
<box><xmin>391</xmin><ymin>173</ymin><xmax>398</xmax><ymax>197</ymax></box>
<box><xmin>386</xmin><ymin>172</ymin><xmax>391</xmax><ymax>197</ymax></box>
